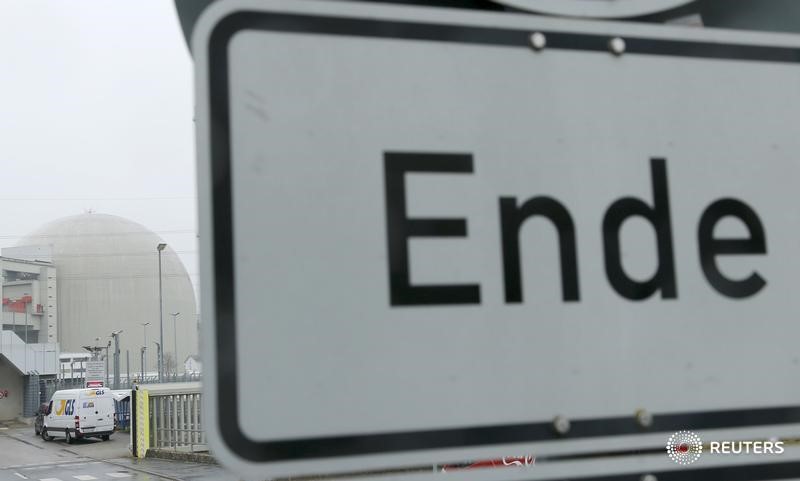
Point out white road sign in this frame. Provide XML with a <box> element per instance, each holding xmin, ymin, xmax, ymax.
<box><xmin>85</xmin><ymin>360</ymin><xmax>105</xmax><ymax>384</ymax></box>
<box><xmin>194</xmin><ymin>1</ymin><xmax>800</xmax><ymax>479</ymax></box>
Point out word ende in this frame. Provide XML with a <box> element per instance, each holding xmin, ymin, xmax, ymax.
<box><xmin>710</xmin><ymin>441</ymin><xmax>785</xmax><ymax>455</ymax></box>
<box><xmin>384</xmin><ymin>153</ymin><xmax>767</xmax><ymax>305</ymax></box>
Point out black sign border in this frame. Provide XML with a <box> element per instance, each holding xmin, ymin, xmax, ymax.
<box><xmin>206</xmin><ymin>7</ymin><xmax>800</xmax><ymax>475</ymax></box>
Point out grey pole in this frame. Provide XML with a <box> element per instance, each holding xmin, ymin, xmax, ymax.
<box><xmin>111</xmin><ymin>331</ymin><xmax>122</xmax><ymax>390</ymax></box>
<box><xmin>126</xmin><ymin>349</ymin><xmax>130</xmax><ymax>388</ymax></box>
<box><xmin>157</xmin><ymin>243</ymin><xmax>167</xmax><ymax>381</ymax></box>
<box><xmin>153</xmin><ymin>341</ymin><xmax>161</xmax><ymax>382</ymax></box>
<box><xmin>170</xmin><ymin>312</ymin><xmax>180</xmax><ymax>377</ymax></box>
<box><xmin>105</xmin><ymin>342</ymin><xmax>110</xmax><ymax>388</ymax></box>
<box><xmin>140</xmin><ymin>347</ymin><xmax>146</xmax><ymax>381</ymax></box>
<box><xmin>141</xmin><ymin>322</ymin><xmax>150</xmax><ymax>376</ymax></box>
<box><xmin>25</xmin><ymin>302</ymin><xmax>28</xmax><ymax>373</ymax></box>
<box><xmin>24</xmin><ymin>297</ymin><xmax>28</xmax><ymax>346</ymax></box>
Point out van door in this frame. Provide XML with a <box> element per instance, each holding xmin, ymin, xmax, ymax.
<box><xmin>94</xmin><ymin>396</ymin><xmax>115</xmax><ymax>432</ymax></box>
<box><xmin>43</xmin><ymin>399</ymin><xmax>56</xmax><ymax>435</ymax></box>
<box><xmin>78</xmin><ymin>395</ymin><xmax>114</xmax><ymax>433</ymax></box>
<box><xmin>47</xmin><ymin>397</ymin><xmax>75</xmax><ymax>437</ymax></box>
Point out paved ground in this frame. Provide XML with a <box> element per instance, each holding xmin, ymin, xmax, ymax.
<box><xmin>0</xmin><ymin>425</ymin><xmax>239</xmax><ymax>481</ymax></box>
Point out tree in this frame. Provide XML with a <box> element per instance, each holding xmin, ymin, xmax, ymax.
<box><xmin>163</xmin><ymin>352</ymin><xmax>177</xmax><ymax>378</ymax></box>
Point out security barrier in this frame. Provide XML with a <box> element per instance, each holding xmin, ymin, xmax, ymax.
<box><xmin>115</xmin><ymin>396</ymin><xmax>131</xmax><ymax>430</ymax></box>
<box><xmin>131</xmin><ymin>382</ymin><xmax>205</xmax><ymax>458</ymax></box>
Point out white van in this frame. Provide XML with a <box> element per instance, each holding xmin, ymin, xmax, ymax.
<box><xmin>41</xmin><ymin>388</ymin><xmax>115</xmax><ymax>443</ymax></box>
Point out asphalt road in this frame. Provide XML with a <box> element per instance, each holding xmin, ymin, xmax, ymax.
<box><xmin>0</xmin><ymin>425</ymin><xmax>238</xmax><ymax>481</ymax></box>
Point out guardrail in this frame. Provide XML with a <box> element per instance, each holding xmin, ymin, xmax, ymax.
<box><xmin>150</xmin><ymin>394</ymin><xmax>206</xmax><ymax>451</ymax></box>
<box><xmin>131</xmin><ymin>382</ymin><xmax>205</xmax><ymax>458</ymax></box>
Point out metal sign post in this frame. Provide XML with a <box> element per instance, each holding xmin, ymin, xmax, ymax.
<box><xmin>195</xmin><ymin>1</ymin><xmax>800</xmax><ymax>479</ymax></box>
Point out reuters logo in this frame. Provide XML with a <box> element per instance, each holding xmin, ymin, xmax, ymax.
<box><xmin>666</xmin><ymin>431</ymin><xmax>703</xmax><ymax>465</ymax></box>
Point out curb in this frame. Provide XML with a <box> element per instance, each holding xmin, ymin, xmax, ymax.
<box><xmin>146</xmin><ymin>448</ymin><xmax>218</xmax><ymax>465</ymax></box>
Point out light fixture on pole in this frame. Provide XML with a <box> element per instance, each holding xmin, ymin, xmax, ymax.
<box><xmin>157</xmin><ymin>242</ymin><xmax>167</xmax><ymax>381</ymax></box>
<box><xmin>83</xmin><ymin>343</ymin><xmax>103</xmax><ymax>361</ymax></box>
<box><xmin>170</xmin><ymin>312</ymin><xmax>180</xmax><ymax>377</ymax></box>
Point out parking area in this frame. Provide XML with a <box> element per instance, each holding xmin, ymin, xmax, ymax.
<box><xmin>0</xmin><ymin>425</ymin><xmax>235</xmax><ymax>481</ymax></box>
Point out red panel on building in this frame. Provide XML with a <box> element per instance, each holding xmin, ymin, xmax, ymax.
<box><xmin>2</xmin><ymin>297</ymin><xmax>32</xmax><ymax>313</ymax></box>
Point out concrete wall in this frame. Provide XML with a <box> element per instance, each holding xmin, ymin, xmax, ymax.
<box><xmin>0</xmin><ymin>357</ymin><xmax>24</xmax><ymax>421</ymax></box>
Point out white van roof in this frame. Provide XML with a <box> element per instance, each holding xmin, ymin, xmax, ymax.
<box><xmin>51</xmin><ymin>388</ymin><xmax>112</xmax><ymax>397</ymax></box>
<box><xmin>110</xmin><ymin>389</ymin><xmax>131</xmax><ymax>401</ymax></box>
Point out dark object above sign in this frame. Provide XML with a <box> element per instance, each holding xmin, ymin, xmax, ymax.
<box><xmin>489</xmin><ymin>0</ymin><xmax>696</xmax><ymax>18</ymax></box>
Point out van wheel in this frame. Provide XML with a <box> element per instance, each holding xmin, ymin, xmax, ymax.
<box><xmin>65</xmin><ymin>430</ymin><xmax>73</xmax><ymax>444</ymax></box>
<box><xmin>101</xmin><ymin>435</ymin><xmax>110</xmax><ymax>441</ymax></box>
<box><xmin>41</xmin><ymin>428</ymin><xmax>53</xmax><ymax>442</ymax></box>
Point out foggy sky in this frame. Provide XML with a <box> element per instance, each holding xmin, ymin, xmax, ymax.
<box><xmin>0</xmin><ymin>1</ymin><xmax>199</xmax><ymax>298</ymax></box>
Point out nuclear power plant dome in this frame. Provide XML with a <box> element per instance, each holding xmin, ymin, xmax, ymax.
<box><xmin>14</xmin><ymin>213</ymin><xmax>197</xmax><ymax>373</ymax></box>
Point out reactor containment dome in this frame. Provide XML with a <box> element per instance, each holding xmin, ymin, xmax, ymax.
<box><xmin>16</xmin><ymin>213</ymin><xmax>197</xmax><ymax>376</ymax></box>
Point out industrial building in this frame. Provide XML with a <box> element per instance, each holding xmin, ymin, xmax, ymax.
<box><xmin>0</xmin><ymin>256</ymin><xmax>59</xmax><ymax>420</ymax></box>
<box><xmin>16</xmin><ymin>213</ymin><xmax>198</xmax><ymax>377</ymax></box>
<box><xmin>1</xmin><ymin>255</ymin><xmax>58</xmax><ymax>344</ymax></box>
<box><xmin>0</xmin><ymin>213</ymin><xmax>198</xmax><ymax>421</ymax></box>
<box><xmin>0</xmin><ymin>256</ymin><xmax>60</xmax><ymax>420</ymax></box>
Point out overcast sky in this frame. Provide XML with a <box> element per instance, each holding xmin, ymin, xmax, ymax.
<box><xmin>0</xmin><ymin>1</ymin><xmax>199</xmax><ymax>293</ymax></box>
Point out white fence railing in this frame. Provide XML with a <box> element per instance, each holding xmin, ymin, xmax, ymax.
<box><xmin>150</xmin><ymin>391</ymin><xmax>205</xmax><ymax>451</ymax></box>
<box><xmin>131</xmin><ymin>382</ymin><xmax>206</xmax><ymax>458</ymax></box>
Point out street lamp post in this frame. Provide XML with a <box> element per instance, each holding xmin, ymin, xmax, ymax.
<box><xmin>153</xmin><ymin>341</ymin><xmax>162</xmax><ymax>382</ymax></box>
<box><xmin>140</xmin><ymin>346</ymin><xmax>146</xmax><ymax>381</ymax></box>
<box><xmin>140</xmin><ymin>322</ymin><xmax>150</xmax><ymax>375</ymax></box>
<box><xmin>11</xmin><ymin>310</ymin><xmax>15</xmax><ymax>364</ymax></box>
<box><xmin>157</xmin><ymin>242</ymin><xmax>167</xmax><ymax>381</ymax></box>
<box><xmin>24</xmin><ymin>298</ymin><xmax>29</xmax><ymax>374</ymax></box>
<box><xmin>104</xmin><ymin>340</ymin><xmax>111</xmax><ymax>388</ymax></box>
<box><xmin>170</xmin><ymin>312</ymin><xmax>180</xmax><ymax>378</ymax></box>
<box><xmin>111</xmin><ymin>330</ymin><xmax>122</xmax><ymax>389</ymax></box>
<box><xmin>23</xmin><ymin>295</ymin><xmax>28</xmax><ymax>346</ymax></box>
